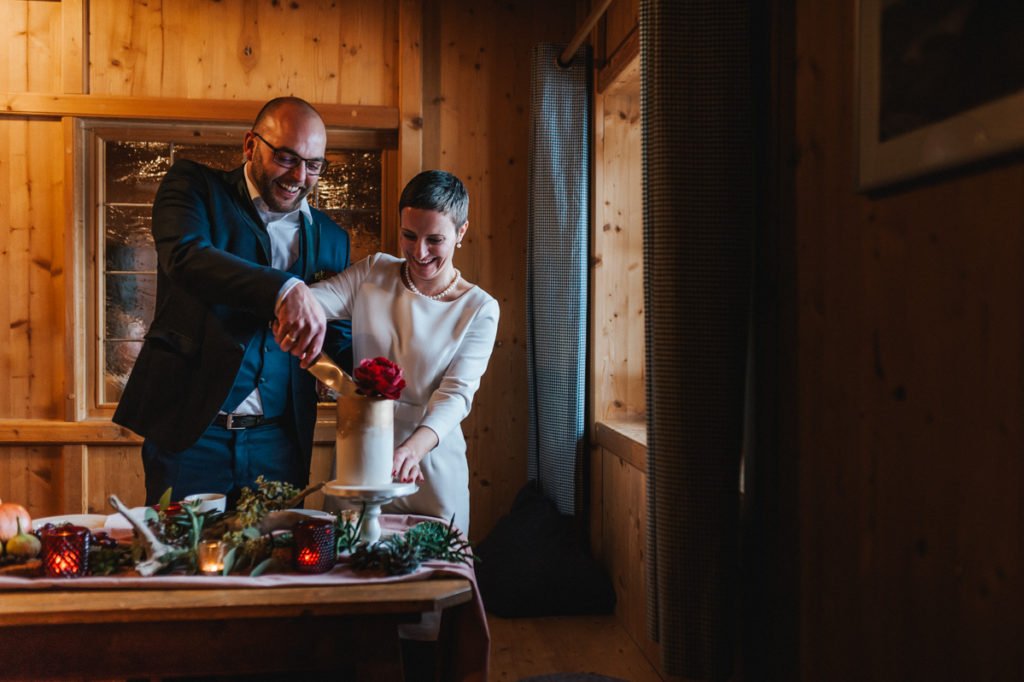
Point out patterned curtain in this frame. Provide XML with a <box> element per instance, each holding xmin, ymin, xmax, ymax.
<box><xmin>641</xmin><ymin>0</ymin><xmax>754</xmax><ymax>678</ymax></box>
<box><xmin>526</xmin><ymin>43</ymin><xmax>591</xmax><ymax>516</ymax></box>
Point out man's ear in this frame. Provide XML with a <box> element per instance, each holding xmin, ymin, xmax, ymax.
<box><xmin>242</xmin><ymin>132</ymin><xmax>257</xmax><ymax>162</ymax></box>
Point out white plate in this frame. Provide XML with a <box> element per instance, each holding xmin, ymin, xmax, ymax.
<box><xmin>264</xmin><ymin>508</ymin><xmax>334</xmax><ymax>522</ymax></box>
<box><xmin>103</xmin><ymin>507</ymin><xmax>153</xmax><ymax>529</ymax></box>
<box><xmin>32</xmin><ymin>514</ymin><xmax>107</xmax><ymax>531</ymax></box>
<box><xmin>260</xmin><ymin>508</ymin><xmax>335</xmax><ymax>532</ymax></box>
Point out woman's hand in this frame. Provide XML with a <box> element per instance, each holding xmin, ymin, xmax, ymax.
<box><xmin>393</xmin><ymin>444</ymin><xmax>425</xmax><ymax>483</ymax></box>
<box><xmin>392</xmin><ymin>427</ymin><xmax>439</xmax><ymax>483</ymax></box>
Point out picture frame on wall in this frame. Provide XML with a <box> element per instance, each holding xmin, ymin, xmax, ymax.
<box><xmin>856</xmin><ymin>0</ymin><xmax>1024</xmax><ymax>190</ymax></box>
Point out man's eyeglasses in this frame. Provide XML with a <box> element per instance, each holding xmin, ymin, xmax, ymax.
<box><xmin>250</xmin><ymin>131</ymin><xmax>329</xmax><ymax>176</ymax></box>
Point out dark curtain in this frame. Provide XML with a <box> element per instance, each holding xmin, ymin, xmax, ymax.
<box><xmin>526</xmin><ymin>43</ymin><xmax>591</xmax><ymax>516</ymax></box>
<box><xmin>641</xmin><ymin>0</ymin><xmax>755</xmax><ymax>678</ymax></box>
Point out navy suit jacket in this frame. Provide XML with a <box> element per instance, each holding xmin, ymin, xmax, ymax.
<box><xmin>113</xmin><ymin>160</ymin><xmax>351</xmax><ymax>457</ymax></box>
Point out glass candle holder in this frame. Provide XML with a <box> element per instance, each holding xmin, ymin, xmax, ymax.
<box><xmin>293</xmin><ymin>518</ymin><xmax>336</xmax><ymax>574</ymax></box>
<box><xmin>197</xmin><ymin>540</ymin><xmax>226</xmax><ymax>575</ymax></box>
<box><xmin>40</xmin><ymin>525</ymin><xmax>90</xmax><ymax>578</ymax></box>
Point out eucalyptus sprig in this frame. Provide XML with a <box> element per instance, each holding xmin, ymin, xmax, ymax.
<box><xmin>348</xmin><ymin>516</ymin><xmax>476</xmax><ymax>576</ymax></box>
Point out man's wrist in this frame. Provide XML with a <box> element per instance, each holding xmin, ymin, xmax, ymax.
<box><xmin>275</xmin><ymin>277</ymin><xmax>303</xmax><ymax>313</ymax></box>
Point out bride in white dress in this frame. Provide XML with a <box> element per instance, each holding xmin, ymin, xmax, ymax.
<box><xmin>308</xmin><ymin>170</ymin><xmax>499</xmax><ymax>535</ymax></box>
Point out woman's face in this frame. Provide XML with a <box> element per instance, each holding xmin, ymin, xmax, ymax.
<box><xmin>400</xmin><ymin>207</ymin><xmax>467</xmax><ymax>285</ymax></box>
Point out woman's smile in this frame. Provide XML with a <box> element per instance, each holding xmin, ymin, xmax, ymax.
<box><xmin>399</xmin><ymin>207</ymin><xmax>467</xmax><ymax>292</ymax></box>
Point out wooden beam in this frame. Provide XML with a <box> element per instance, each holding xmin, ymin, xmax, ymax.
<box><xmin>0</xmin><ymin>420</ymin><xmax>141</xmax><ymax>445</ymax></box>
<box><xmin>0</xmin><ymin>93</ymin><xmax>399</xmax><ymax>130</ymax></box>
<box><xmin>63</xmin><ymin>117</ymin><xmax>88</xmax><ymax>421</ymax></box>
<box><xmin>0</xmin><ymin>419</ymin><xmax>348</xmax><ymax>446</ymax></box>
<box><xmin>61</xmin><ymin>444</ymin><xmax>88</xmax><ymax>514</ymax></box>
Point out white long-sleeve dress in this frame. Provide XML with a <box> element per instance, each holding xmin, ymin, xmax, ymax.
<box><xmin>311</xmin><ymin>253</ymin><xmax>500</xmax><ymax>534</ymax></box>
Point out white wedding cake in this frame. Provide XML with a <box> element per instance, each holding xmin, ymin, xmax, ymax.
<box><xmin>334</xmin><ymin>393</ymin><xmax>394</xmax><ymax>487</ymax></box>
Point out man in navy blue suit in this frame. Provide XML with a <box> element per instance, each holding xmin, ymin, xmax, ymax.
<box><xmin>114</xmin><ymin>97</ymin><xmax>352</xmax><ymax>504</ymax></box>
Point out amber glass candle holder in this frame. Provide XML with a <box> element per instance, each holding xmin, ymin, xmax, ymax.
<box><xmin>293</xmin><ymin>518</ymin><xmax>336</xmax><ymax>574</ymax></box>
<box><xmin>197</xmin><ymin>540</ymin><xmax>226</xmax><ymax>575</ymax></box>
<box><xmin>40</xmin><ymin>525</ymin><xmax>90</xmax><ymax>578</ymax></box>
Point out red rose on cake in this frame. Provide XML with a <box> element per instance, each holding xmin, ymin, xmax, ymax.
<box><xmin>353</xmin><ymin>357</ymin><xmax>406</xmax><ymax>400</ymax></box>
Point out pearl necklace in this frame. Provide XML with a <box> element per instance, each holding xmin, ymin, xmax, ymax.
<box><xmin>403</xmin><ymin>261</ymin><xmax>460</xmax><ymax>301</ymax></box>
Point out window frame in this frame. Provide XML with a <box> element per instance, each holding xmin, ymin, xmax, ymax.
<box><xmin>72</xmin><ymin>118</ymin><xmax>397</xmax><ymax>420</ymax></box>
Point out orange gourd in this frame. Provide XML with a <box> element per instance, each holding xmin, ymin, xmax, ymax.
<box><xmin>0</xmin><ymin>502</ymin><xmax>32</xmax><ymax>541</ymax></box>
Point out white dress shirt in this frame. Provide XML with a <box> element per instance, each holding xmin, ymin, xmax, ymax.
<box><xmin>227</xmin><ymin>164</ymin><xmax>308</xmax><ymax>415</ymax></box>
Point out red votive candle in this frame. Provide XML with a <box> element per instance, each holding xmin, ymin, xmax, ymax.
<box><xmin>40</xmin><ymin>525</ymin><xmax>90</xmax><ymax>578</ymax></box>
<box><xmin>293</xmin><ymin>518</ymin><xmax>335</xmax><ymax>574</ymax></box>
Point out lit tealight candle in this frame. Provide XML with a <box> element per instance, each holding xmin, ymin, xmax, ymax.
<box><xmin>40</xmin><ymin>525</ymin><xmax>90</xmax><ymax>578</ymax></box>
<box><xmin>293</xmin><ymin>518</ymin><xmax>336</xmax><ymax>574</ymax></box>
<box><xmin>197</xmin><ymin>540</ymin><xmax>225</xmax><ymax>575</ymax></box>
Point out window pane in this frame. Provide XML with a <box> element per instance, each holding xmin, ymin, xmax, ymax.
<box><xmin>316</xmin><ymin>151</ymin><xmax>381</xmax><ymax>210</ymax></box>
<box><xmin>106</xmin><ymin>206</ymin><xmax>156</xmax><ymax>272</ymax></box>
<box><xmin>105</xmin><ymin>340</ymin><xmax>143</xmax><ymax>403</ymax></box>
<box><xmin>325</xmin><ymin>209</ymin><xmax>381</xmax><ymax>264</ymax></box>
<box><xmin>105</xmin><ymin>142</ymin><xmax>171</xmax><ymax>204</ymax></box>
<box><xmin>173</xmin><ymin>144</ymin><xmax>241</xmax><ymax>171</ymax></box>
<box><xmin>94</xmin><ymin>128</ymin><xmax>383</xmax><ymax>409</ymax></box>
<box><xmin>105</xmin><ymin>273</ymin><xmax>155</xmax><ymax>340</ymax></box>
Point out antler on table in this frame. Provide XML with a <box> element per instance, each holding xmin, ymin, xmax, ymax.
<box><xmin>108</xmin><ymin>494</ymin><xmax>183</xmax><ymax>576</ymax></box>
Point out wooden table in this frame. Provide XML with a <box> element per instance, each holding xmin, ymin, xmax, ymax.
<box><xmin>0</xmin><ymin>578</ymin><xmax>473</xmax><ymax>680</ymax></box>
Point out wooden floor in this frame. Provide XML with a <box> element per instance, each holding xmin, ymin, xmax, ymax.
<box><xmin>487</xmin><ymin>614</ymin><xmax>664</xmax><ymax>681</ymax></box>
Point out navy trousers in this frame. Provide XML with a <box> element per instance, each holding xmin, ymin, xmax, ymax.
<box><xmin>141</xmin><ymin>420</ymin><xmax>306</xmax><ymax>505</ymax></box>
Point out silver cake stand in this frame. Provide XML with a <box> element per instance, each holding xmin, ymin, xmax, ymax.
<box><xmin>322</xmin><ymin>481</ymin><xmax>418</xmax><ymax>544</ymax></box>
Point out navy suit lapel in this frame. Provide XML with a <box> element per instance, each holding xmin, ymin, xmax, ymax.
<box><xmin>301</xmin><ymin>212</ymin><xmax>318</xmax><ymax>281</ymax></box>
<box><xmin>228</xmin><ymin>167</ymin><xmax>272</xmax><ymax>265</ymax></box>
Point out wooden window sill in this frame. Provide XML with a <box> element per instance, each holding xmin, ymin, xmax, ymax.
<box><xmin>594</xmin><ymin>416</ymin><xmax>647</xmax><ymax>472</ymax></box>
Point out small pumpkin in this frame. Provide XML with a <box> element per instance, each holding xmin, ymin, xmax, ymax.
<box><xmin>0</xmin><ymin>502</ymin><xmax>32</xmax><ymax>542</ymax></box>
<box><xmin>5</xmin><ymin>518</ymin><xmax>41</xmax><ymax>559</ymax></box>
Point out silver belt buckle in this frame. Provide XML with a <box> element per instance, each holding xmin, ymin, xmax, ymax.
<box><xmin>224</xmin><ymin>414</ymin><xmax>244</xmax><ymax>430</ymax></box>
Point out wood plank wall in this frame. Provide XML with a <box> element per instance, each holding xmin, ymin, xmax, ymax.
<box><xmin>417</xmin><ymin>0</ymin><xmax>579</xmax><ymax>537</ymax></box>
<box><xmin>0</xmin><ymin>0</ymin><xmax>578</xmax><ymax>543</ymax></box>
<box><xmin>588</xmin><ymin>2</ymin><xmax>668</xmax><ymax>675</ymax></box>
<box><xmin>793</xmin><ymin>2</ymin><xmax>1024</xmax><ymax>680</ymax></box>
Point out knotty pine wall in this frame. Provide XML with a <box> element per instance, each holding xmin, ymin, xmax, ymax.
<box><xmin>788</xmin><ymin>2</ymin><xmax>1024</xmax><ymax>679</ymax></box>
<box><xmin>0</xmin><ymin>0</ymin><xmax>578</xmax><ymax>542</ymax></box>
<box><xmin>587</xmin><ymin>1</ymin><xmax>1024</xmax><ymax>680</ymax></box>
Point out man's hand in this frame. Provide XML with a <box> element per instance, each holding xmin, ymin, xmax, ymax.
<box><xmin>273</xmin><ymin>282</ymin><xmax>326</xmax><ymax>368</ymax></box>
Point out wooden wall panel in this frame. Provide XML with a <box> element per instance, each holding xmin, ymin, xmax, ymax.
<box><xmin>422</xmin><ymin>0</ymin><xmax>577</xmax><ymax>540</ymax></box>
<box><xmin>593</xmin><ymin>440</ymin><xmax>685</xmax><ymax>679</ymax></box>
<box><xmin>594</xmin><ymin>0</ymin><xmax>637</xmax><ymax>92</ymax></box>
<box><xmin>0</xmin><ymin>446</ymin><xmax>64</xmax><ymax>517</ymax></box>
<box><xmin>601</xmin><ymin>0</ymin><xmax>637</xmax><ymax>62</ymax></box>
<box><xmin>592</xmin><ymin>58</ymin><xmax>643</xmax><ymax>423</ymax></box>
<box><xmin>85</xmin><ymin>445</ymin><xmax>146</xmax><ymax>513</ymax></box>
<box><xmin>0</xmin><ymin>0</ymin><xmax>64</xmax><ymax>93</ymax></box>
<box><xmin>794</xmin><ymin>2</ymin><xmax>1024</xmax><ymax>679</ymax></box>
<box><xmin>306</xmin><ymin>442</ymin><xmax>335</xmax><ymax>511</ymax></box>
<box><xmin>0</xmin><ymin>0</ymin><xmax>578</xmax><ymax>547</ymax></box>
<box><xmin>88</xmin><ymin>0</ymin><xmax>397</xmax><ymax>105</ymax></box>
<box><xmin>600</xmin><ymin>448</ymin><xmax>654</xmax><ymax>664</ymax></box>
<box><xmin>0</xmin><ymin>119</ymin><xmax>66</xmax><ymax>421</ymax></box>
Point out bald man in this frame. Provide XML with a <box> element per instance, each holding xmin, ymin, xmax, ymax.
<box><xmin>114</xmin><ymin>97</ymin><xmax>352</xmax><ymax>504</ymax></box>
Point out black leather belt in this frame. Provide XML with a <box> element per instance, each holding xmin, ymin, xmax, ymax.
<box><xmin>213</xmin><ymin>414</ymin><xmax>283</xmax><ymax>430</ymax></box>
